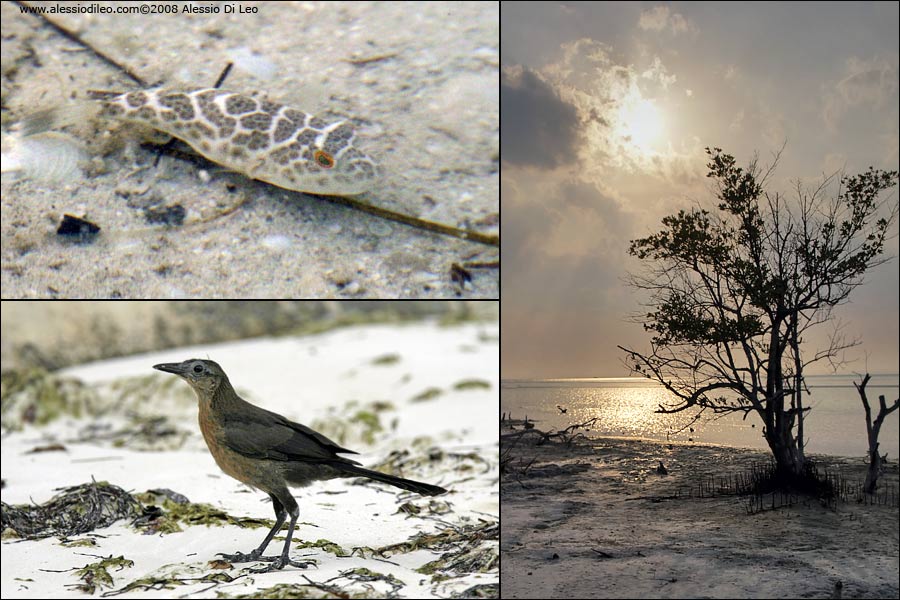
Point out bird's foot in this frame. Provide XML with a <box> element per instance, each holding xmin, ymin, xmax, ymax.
<box><xmin>217</xmin><ymin>550</ymin><xmax>264</xmax><ymax>563</ymax></box>
<box><xmin>218</xmin><ymin>551</ymin><xmax>315</xmax><ymax>571</ymax></box>
<box><xmin>248</xmin><ymin>555</ymin><xmax>316</xmax><ymax>572</ymax></box>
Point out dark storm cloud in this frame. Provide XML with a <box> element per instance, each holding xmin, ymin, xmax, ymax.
<box><xmin>501</xmin><ymin>66</ymin><xmax>581</xmax><ymax>168</ymax></box>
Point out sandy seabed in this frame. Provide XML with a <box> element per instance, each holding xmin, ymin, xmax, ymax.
<box><xmin>501</xmin><ymin>422</ymin><xmax>899</xmax><ymax>599</ymax></box>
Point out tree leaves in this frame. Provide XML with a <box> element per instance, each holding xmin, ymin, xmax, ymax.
<box><xmin>623</xmin><ymin>145</ymin><xmax>898</xmax><ymax>432</ymax></box>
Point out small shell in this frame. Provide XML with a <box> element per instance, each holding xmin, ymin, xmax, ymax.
<box><xmin>226</xmin><ymin>47</ymin><xmax>277</xmax><ymax>80</ymax></box>
<box><xmin>98</xmin><ymin>88</ymin><xmax>378</xmax><ymax>195</ymax></box>
<box><xmin>1</xmin><ymin>131</ymin><xmax>87</xmax><ymax>183</ymax></box>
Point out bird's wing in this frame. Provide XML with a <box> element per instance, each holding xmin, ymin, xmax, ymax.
<box><xmin>221</xmin><ymin>403</ymin><xmax>360</xmax><ymax>464</ymax></box>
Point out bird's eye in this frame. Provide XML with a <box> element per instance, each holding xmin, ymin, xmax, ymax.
<box><xmin>193</xmin><ymin>364</ymin><xmax>203</xmax><ymax>373</ymax></box>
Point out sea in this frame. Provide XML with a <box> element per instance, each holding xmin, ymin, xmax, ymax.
<box><xmin>501</xmin><ymin>373</ymin><xmax>900</xmax><ymax>459</ymax></box>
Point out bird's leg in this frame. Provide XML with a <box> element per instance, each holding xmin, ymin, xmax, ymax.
<box><xmin>248</xmin><ymin>498</ymin><xmax>315</xmax><ymax>572</ymax></box>
<box><xmin>218</xmin><ymin>494</ymin><xmax>285</xmax><ymax>563</ymax></box>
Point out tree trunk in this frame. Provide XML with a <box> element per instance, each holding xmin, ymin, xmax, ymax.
<box><xmin>766</xmin><ymin>433</ymin><xmax>805</xmax><ymax>476</ymax></box>
<box><xmin>762</xmin><ymin>319</ymin><xmax>805</xmax><ymax>476</ymax></box>
<box><xmin>864</xmin><ymin>443</ymin><xmax>883</xmax><ymax>494</ymax></box>
<box><xmin>763</xmin><ymin>406</ymin><xmax>805</xmax><ymax>476</ymax></box>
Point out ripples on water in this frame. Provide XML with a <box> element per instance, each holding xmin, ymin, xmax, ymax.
<box><xmin>501</xmin><ymin>375</ymin><xmax>900</xmax><ymax>458</ymax></box>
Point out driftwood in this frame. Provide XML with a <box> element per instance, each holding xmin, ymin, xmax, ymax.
<box><xmin>501</xmin><ymin>417</ymin><xmax>601</xmax><ymax>485</ymax></box>
<box><xmin>854</xmin><ymin>373</ymin><xmax>900</xmax><ymax>493</ymax></box>
<box><xmin>501</xmin><ymin>417</ymin><xmax>600</xmax><ymax>447</ymax></box>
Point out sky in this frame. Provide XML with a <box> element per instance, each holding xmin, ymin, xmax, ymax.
<box><xmin>501</xmin><ymin>1</ymin><xmax>900</xmax><ymax>379</ymax></box>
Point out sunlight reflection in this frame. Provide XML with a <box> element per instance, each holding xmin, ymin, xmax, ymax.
<box><xmin>501</xmin><ymin>377</ymin><xmax>900</xmax><ymax>458</ymax></box>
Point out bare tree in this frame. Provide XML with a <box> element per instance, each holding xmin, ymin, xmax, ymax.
<box><xmin>854</xmin><ymin>373</ymin><xmax>900</xmax><ymax>493</ymax></box>
<box><xmin>619</xmin><ymin>147</ymin><xmax>898</xmax><ymax>476</ymax></box>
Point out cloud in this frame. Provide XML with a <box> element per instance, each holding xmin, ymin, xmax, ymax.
<box><xmin>502</xmin><ymin>175</ymin><xmax>634</xmax><ymax>322</ymax></box>
<box><xmin>501</xmin><ymin>172</ymin><xmax>644</xmax><ymax>378</ymax></box>
<box><xmin>724</xmin><ymin>105</ymin><xmax>788</xmax><ymax>149</ymax></box>
<box><xmin>822</xmin><ymin>56</ymin><xmax>899</xmax><ymax>131</ymax></box>
<box><xmin>641</xmin><ymin>56</ymin><xmax>677</xmax><ymax>91</ymax></box>
<box><xmin>501</xmin><ymin>65</ymin><xmax>582</xmax><ymax>168</ymax></box>
<box><xmin>503</xmin><ymin>171</ymin><xmax>629</xmax><ymax>264</ymax></box>
<box><xmin>638</xmin><ymin>6</ymin><xmax>696</xmax><ymax>35</ymax></box>
<box><xmin>638</xmin><ymin>6</ymin><xmax>669</xmax><ymax>31</ymax></box>
<box><xmin>504</xmin><ymin>39</ymin><xmax>705</xmax><ymax>190</ymax></box>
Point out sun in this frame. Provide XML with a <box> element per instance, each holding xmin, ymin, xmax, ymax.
<box><xmin>617</xmin><ymin>98</ymin><xmax>664</xmax><ymax>152</ymax></box>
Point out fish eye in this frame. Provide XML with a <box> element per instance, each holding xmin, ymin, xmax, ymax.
<box><xmin>314</xmin><ymin>150</ymin><xmax>335</xmax><ymax>169</ymax></box>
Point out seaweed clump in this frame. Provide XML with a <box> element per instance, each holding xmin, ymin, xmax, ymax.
<box><xmin>1</xmin><ymin>480</ymin><xmax>139</xmax><ymax>539</ymax></box>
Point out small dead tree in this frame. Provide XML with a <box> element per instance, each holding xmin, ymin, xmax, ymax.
<box><xmin>853</xmin><ymin>373</ymin><xmax>900</xmax><ymax>493</ymax></box>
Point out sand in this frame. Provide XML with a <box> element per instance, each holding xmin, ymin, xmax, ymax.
<box><xmin>1</xmin><ymin>1</ymin><xmax>498</xmax><ymax>298</ymax></box>
<box><xmin>501</xmin><ymin>420</ymin><xmax>900</xmax><ymax>599</ymax></box>
<box><xmin>1</xmin><ymin>321</ymin><xmax>499</xmax><ymax>598</ymax></box>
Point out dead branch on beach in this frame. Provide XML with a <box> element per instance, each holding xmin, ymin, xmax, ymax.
<box><xmin>854</xmin><ymin>373</ymin><xmax>900</xmax><ymax>493</ymax></box>
<box><xmin>501</xmin><ymin>416</ymin><xmax>600</xmax><ymax>485</ymax></box>
<box><xmin>501</xmin><ymin>417</ymin><xmax>601</xmax><ymax>447</ymax></box>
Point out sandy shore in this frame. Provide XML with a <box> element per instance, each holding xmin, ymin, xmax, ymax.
<box><xmin>501</xmin><ymin>420</ymin><xmax>899</xmax><ymax>599</ymax></box>
<box><xmin>2</xmin><ymin>321</ymin><xmax>499</xmax><ymax>598</ymax></box>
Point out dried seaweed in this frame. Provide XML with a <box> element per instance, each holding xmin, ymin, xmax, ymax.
<box><xmin>71</xmin><ymin>555</ymin><xmax>134</xmax><ymax>594</ymax></box>
<box><xmin>131</xmin><ymin>491</ymin><xmax>271</xmax><ymax>535</ymax></box>
<box><xmin>2</xmin><ymin>480</ymin><xmax>139</xmax><ymax>539</ymax></box>
<box><xmin>453</xmin><ymin>583</ymin><xmax>499</xmax><ymax>598</ymax></box>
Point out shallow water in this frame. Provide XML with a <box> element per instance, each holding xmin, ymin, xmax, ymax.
<box><xmin>501</xmin><ymin>374</ymin><xmax>900</xmax><ymax>458</ymax></box>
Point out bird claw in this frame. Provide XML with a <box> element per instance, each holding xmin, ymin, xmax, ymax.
<box><xmin>217</xmin><ymin>550</ymin><xmax>264</xmax><ymax>563</ymax></box>
<box><xmin>248</xmin><ymin>556</ymin><xmax>316</xmax><ymax>572</ymax></box>
<box><xmin>217</xmin><ymin>551</ymin><xmax>315</xmax><ymax>571</ymax></box>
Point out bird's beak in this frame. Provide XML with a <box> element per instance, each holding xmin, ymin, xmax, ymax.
<box><xmin>153</xmin><ymin>362</ymin><xmax>188</xmax><ymax>376</ymax></box>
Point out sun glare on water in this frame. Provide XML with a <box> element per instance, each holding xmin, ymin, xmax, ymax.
<box><xmin>617</xmin><ymin>98</ymin><xmax>664</xmax><ymax>153</ymax></box>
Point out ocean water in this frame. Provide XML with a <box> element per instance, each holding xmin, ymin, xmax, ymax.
<box><xmin>501</xmin><ymin>374</ymin><xmax>900</xmax><ymax>459</ymax></box>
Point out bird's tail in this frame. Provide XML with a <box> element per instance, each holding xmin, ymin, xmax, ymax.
<box><xmin>340</xmin><ymin>465</ymin><xmax>447</xmax><ymax>496</ymax></box>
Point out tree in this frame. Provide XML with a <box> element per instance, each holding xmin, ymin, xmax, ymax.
<box><xmin>619</xmin><ymin>146</ymin><xmax>898</xmax><ymax>476</ymax></box>
<box><xmin>854</xmin><ymin>373</ymin><xmax>899</xmax><ymax>493</ymax></box>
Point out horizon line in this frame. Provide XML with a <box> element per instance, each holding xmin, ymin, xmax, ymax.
<box><xmin>504</xmin><ymin>372</ymin><xmax>900</xmax><ymax>383</ymax></box>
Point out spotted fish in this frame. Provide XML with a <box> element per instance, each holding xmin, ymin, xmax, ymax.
<box><xmin>97</xmin><ymin>88</ymin><xmax>378</xmax><ymax>195</ymax></box>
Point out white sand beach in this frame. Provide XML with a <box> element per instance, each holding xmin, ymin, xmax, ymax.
<box><xmin>501</xmin><ymin>419</ymin><xmax>899</xmax><ymax>599</ymax></box>
<box><xmin>2</xmin><ymin>321</ymin><xmax>499</xmax><ymax>598</ymax></box>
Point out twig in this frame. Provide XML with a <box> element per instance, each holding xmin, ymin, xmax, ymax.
<box><xmin>13</xmin><ymin>1</ymin><xmax>147</xmax><ymax>86</ymax></box>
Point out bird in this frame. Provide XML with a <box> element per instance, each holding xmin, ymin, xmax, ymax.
<box><xmin>153</xmin><ymin>359</ymin><xmax>447</xmax><ymax>571</ymax></box>
<box><xmin>656</xmin><ymin>461</ymin><xmax>668</xmax><ymax>475</ymax></box>
<box><xmin>523</xmin><ymin>416</ymin><xmax>535</xmax><ymax>429</ymax></box>
<box><xmin>557</xmin><ymin>405</ymin><xmax>567</xmax><ymax>414</ymax></box>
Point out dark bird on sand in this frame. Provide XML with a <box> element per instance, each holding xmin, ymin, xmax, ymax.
<box><xmin>153</xmin><ymin>358</ymin><xmax>446</xmax><ymax>572</ymax></box>
<box><xmin>557</xmin><ymin>405</ymin><xmax>567</xmax><ymax>414</ymax></box>
<box><xmin>656</xmin><ymin>461</ymin><xmax>668</xmax><ymax>475</ymax></box>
